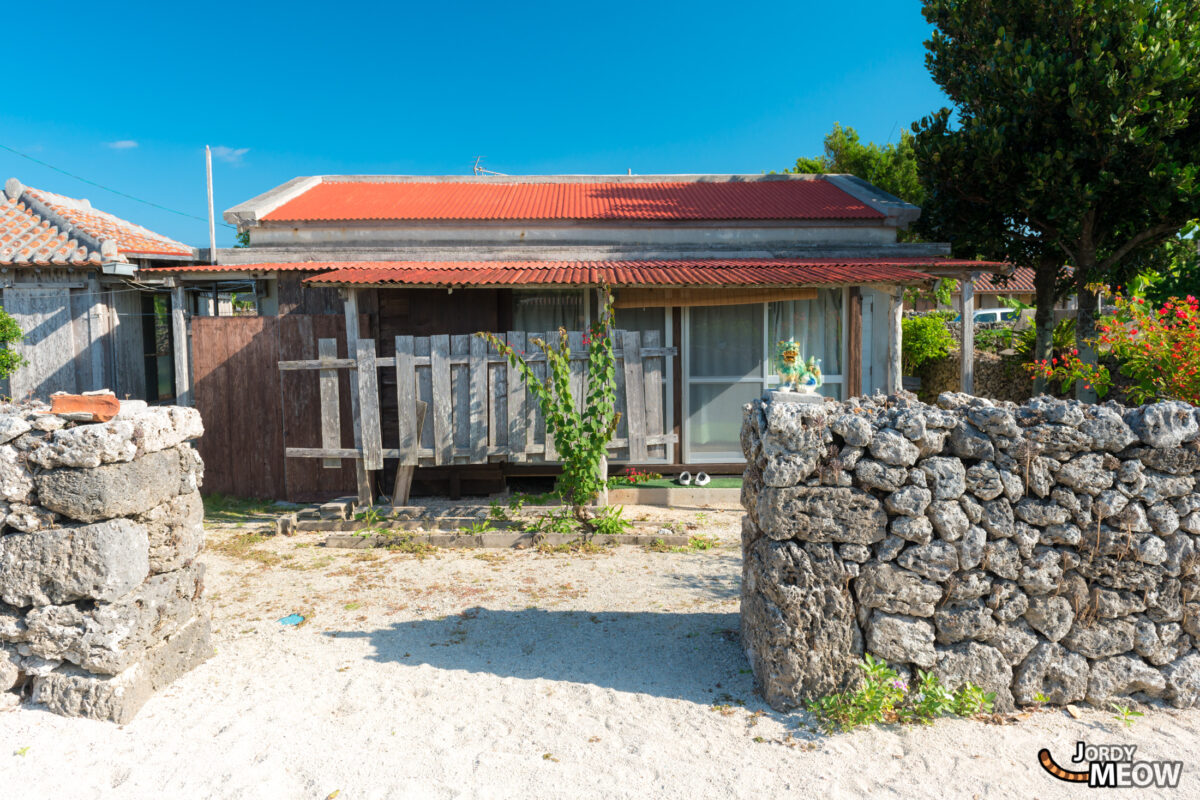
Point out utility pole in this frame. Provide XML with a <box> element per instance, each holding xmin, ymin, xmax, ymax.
<box><xmin>205</xmin><ymin>145</ymin><xmax>217</xmax><ymax>264</ymax></box>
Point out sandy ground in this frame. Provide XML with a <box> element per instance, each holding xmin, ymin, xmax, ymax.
<box><xmin>2</xmin><ymin>500</ymin><xmax>1200</xmax><ymax>799</ymax></box>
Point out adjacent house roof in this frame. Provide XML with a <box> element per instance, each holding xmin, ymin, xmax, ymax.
<box><xmin>150</xmin><ymin>258</ymin><xmax>1008</xmax><ymax>288</ymax></box>
<box><xmin>974</xmin><ymin>266</ymin><xmax>1036</xmax><ymax>294</ymax></box>
<box><xmin>226</xmin><ymin>174</ymin><xmax>922</xmax><ymax>227</ymax></box>
<box><xmin>0</xmin><ymin>178</ymin><xmax>194</xmax><ymax>266</ymax></box>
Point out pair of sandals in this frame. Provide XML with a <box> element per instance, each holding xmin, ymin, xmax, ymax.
<box><xmin>677</xmin><ymin>471</ymin><xmax>711</xmax><ymax>487</ymax></box>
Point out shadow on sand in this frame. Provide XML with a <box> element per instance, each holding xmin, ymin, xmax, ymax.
<box><xmin>329</xmin><ymin>608</ymin><xmax>758</xmax><ymax>707</ymax></box>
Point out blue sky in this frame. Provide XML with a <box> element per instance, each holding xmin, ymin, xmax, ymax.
<box><xmin>2</xmin><ymin>1</ymin><xmax>946</xmax><ymax>248</ymax></box>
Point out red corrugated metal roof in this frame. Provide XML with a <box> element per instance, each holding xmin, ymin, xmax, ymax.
<box><xmin>975</xmin><ymin>266</ymin><xmax>1036</xmax><ymax>293</ymax></box>
<box><xmin>178</xmin><ymin>258</ymin><xmax>1010</xmax><ymax>288</ymax></box>
<box><xmin>261</xmin><ymin>179</ymin><xmax>885</xmax><ymax>222</ymax></box>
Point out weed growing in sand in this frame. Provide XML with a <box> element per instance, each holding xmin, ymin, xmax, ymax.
<box><xmin>535</xmin><ymin>539</ymin><xmax>613</xmax><ymax>555</ymax></box>
<box><xmin>807</xmin><ymin>654</ymin><xmax>995</xmax><ymax>732</ymax></box>
<box><xmin>209</xmin><ymin>532</ymin><xmax>282</xmax><ymax>566</ymax></box>
<box><xmin>462</xmin><ymin>520</ymin><xmax>496</xmax><ymax>535</ymax></box>
<box><xmin>378</xmin><ymin>533</ymin><xmax>437</xmax><ymax>558</ymax></box>
<box><xmin>1111</xmin><ymin>703</ymin><xmax>1144</xmax><ymax>727</ymax></box>
<box><xmin>14</xmin><ymin>746</ymin><xmax>29</xmax><ymax>756</ymax></box>
<box><xmin>644</xmin><ymin>535</ymin><xmax>719</xmax><ymax>553</ymax></box>
<box><xmin>589</xmin><ymin>505</ymin><xmax>630</xmax><ymax>536</ymax></box>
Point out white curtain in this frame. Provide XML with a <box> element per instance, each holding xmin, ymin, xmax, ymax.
<box><xmin>768</xmin><ymin>290</ymin><xmax>842</xmax><ymax>377</ymax></box>
<box><xmin>512</xmin><ymin>290</ymin><xmax>584</xmax><ymax>331</ymax></box>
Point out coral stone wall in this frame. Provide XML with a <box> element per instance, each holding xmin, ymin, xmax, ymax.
<box><xmin>0</xmin><ymin>401</ymin><xmax>209</xmax><ymax>722</ymax></box>
<box><xmin>740</xmin><ymin>391</ymin><xmax>1200</xmax><ymax>713</ymax></box>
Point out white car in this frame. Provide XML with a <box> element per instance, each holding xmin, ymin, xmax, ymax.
<box><xmin>971</xmin><ymin>308</ymin><xmax>1020</xmax><ymax>324</ymax></box>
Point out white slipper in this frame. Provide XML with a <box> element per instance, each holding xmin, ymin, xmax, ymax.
<box><xmin>694</xmin><ymin>472</ymin><xmax>711</xmax><ymax>487</ymax></box>
<box><xmin>677</xmin><ymin>471</ymin><xmax>692</xmax><ymax>486</ymax></box>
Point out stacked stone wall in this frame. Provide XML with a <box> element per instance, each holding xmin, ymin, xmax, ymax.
<box><xmin>741</xmin><ymin>391</ymin><xmax>1200</xmax><ymax>712</ymax></box>
<box><xmin>0</xmin><ymin>401</ymin><xmax>208</xmax><ymax>722</ymax></box>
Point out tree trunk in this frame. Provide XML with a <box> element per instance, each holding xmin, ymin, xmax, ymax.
<box><xmin>1075</xmin><ymin>261</ymin><xmax>1099</xmax><ymax>404</ymax></box>
<box><xmin>1032</xmin><ymin>255</ymin><xmax>1060</xmax><ymax>396</ymax></box>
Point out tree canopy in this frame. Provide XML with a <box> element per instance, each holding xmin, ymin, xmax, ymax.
<box><xmin>790</xmin><ymin>123</ymin><xmax>924</xmax><ymax>207</ymax></box>
<box><xmin>912</xmin><ymin>0</ymin><xmax>1200</xmax><ymax>399</ymax></box>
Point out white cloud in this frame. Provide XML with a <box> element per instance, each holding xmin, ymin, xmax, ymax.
<box><xmin>211</xmin><ymin>146</ymin><xmax>249</xmax><ymax>164</ymax></box>
<box><xmin>105</xmin><ymin>140</ymin><xmax>139</xmax><ymax>150</ymax></box>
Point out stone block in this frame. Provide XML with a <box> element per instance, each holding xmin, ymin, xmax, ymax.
<box><xmin>134</xmin><ymin>491</ymin><xmax>205</xmax><ymax>574</ymax></box>
<box><xmin>31</xmin><ymin>615</ymin><xmax>211</xmax><ymax>724</ymax></box>
<box><xmin>0</xmin><ymin>519</ymin><xmax>148</xmax><ymax>606</ymax></box>
<box><xmin>36</xmin><ymin>446</ymin><xmax>200</xmax><ymax>523</ymax></box>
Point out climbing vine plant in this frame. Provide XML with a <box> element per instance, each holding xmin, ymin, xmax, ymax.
<box><xmin>476</xmin><ymin>287</ymin><xmax>620</xmax><ymax>522</ymax></box>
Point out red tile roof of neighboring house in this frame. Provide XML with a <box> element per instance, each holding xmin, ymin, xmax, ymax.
<box><xmin>261</xmin><ymin>178</ymin><xmax>886</xmax><ymax>223</ymax></box>
<box><xmin>0</xmin><ymin>178</ymin><xmax>194</xmax><ymax>266</ymax></box>
<box><xmin>24</xmin><ymin>186</ymin><xmax>194</xmax><ymax>257</ymax></box>
<box><xmin>0</xmin><ymin>193</ymin><xmax>103</xmax><ymax>266</ymax></box>
<box><xmin>975</xmin><ymin>266</ymin><xmax>1036</xmax><ymax>293</ymax></box>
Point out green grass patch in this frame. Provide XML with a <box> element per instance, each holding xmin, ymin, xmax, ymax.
<box><xmin>203</xmin><ymin>493</ymin><xmax>279</xmax><ymax>523</ymax></box>
<box><xmin>614</xmin><ymin>476</ymin><xmax>742</xmax><ymax>490</ymax></box>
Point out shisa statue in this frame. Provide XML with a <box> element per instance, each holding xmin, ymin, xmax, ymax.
<box><xmin>774</xmin><ymin>338</ymin><xmax>823</xmax><ymax>393</ymax></box>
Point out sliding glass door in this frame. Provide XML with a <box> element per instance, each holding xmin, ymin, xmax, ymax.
<box><xmin>683</xmin><ymin>291</ymin><xmax>845</xmax><ymax>462</ymax></box>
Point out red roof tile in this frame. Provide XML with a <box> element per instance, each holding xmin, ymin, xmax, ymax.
<box><xmin>26</xmin><ymin>187</ymin><xmax>194</xmax><ymax>257</ymax></box>
<box><xmin>262</xmin><ymin>178</ymin><xmax>885</xmax><ymax>223</ymax></box>
<box><xmin>0</xmin><ymin>195</ymin><xmax>103</xmax><ymax>266</ymax></box>
<box><xmin>172</xmin><ymin>258</ymin><xmax>1011</xmax><ymax>288</ymax></box>
<box><xmin>975</xmin><ymin>266</ymin><xmax>1036</xmax><ymax>293</ymax></box>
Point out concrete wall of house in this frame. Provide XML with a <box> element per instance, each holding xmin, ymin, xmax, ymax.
<box><xmin>248</xmin><ymin>220</ymin><xmax>901</xmax><ymax>249</ymax></box>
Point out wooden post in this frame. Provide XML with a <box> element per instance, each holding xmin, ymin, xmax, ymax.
<box><xmin>622</xmin><ymin>330</ymin><xmax>647</xmax><ymax>462</ymax></box>
<box><xmin>960</xmin><ymin>275</ymin><xmax>976</xmax><ymax>395</ymax></box>
<box><xmin>846</xmin><ymin>287</ymin><xmax>863</xmax><ymax>398</ymax></box>
<box><xmin>317</xmin><ymin>338</ymin><xmax>341</xmax><ymax>469</ymax></box>
<box><xmin>342</xmin><ymin>288</ymin><xmax>372</xmax><ymax>505</ymax></box>
<box><xmin>171</xmin><ymin>285</ymin><xmax>191</xmax><ymax>406</ymax></box>
<box><xmin>355</xmin><ymin>339</ymin><xmax>383</xmax><ymax>472</ymax></box>
<box><xmin>887</xmin><ymin>288</ymin><xmax>903</xmax><ymax>394</ymax></box>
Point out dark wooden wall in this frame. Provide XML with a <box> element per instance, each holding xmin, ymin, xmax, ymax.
<box><xmin>192</xmin><ymin>314</ymin><xmax>366</xmax><ymax>501</ymax></box>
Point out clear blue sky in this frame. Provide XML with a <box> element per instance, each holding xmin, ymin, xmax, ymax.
<box><xmin>2</xmin><ymin>1</ymin><xmax>946</xmax><ymax>248</ymax></box>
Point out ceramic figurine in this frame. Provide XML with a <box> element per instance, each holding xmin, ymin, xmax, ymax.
<box><xmin>774</xmin><ymin>339</ymin><xmax>804</xmax><ymax>391</ymax></box>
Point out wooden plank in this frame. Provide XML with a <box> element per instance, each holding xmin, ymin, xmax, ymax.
<box><xmin>394</xmin><ymin>335</ymin><xmax>418</xmax><ymax>465</ymax></box>
<box><xmin>540</xmin><ymin>332</ymin><xmax>557</xmax><ymax>462</ymax></box>
<box><xmin>567</xmin><ymin>330</ymin><xmax>585</xmax><ymax>417</ymax></box>
<box><xmin>86</xmin><ymin>275</ymin><xmax>105</xmax><ymax>391</ymax></box>
<box><xmin>622</xmin><ymin>330</ymin><xmax>647</xmax><ymax>462</ymax></box>
<box><xmin>469</xmin><ymin>334</ymin><xmax>487</xmax><ymax>462</ymax></box>
<box><xmin>171</xmin><ymin>286</ymin><xmax>191</xmax><ymax>406</ymax></box>
<box><xmin>846</xmin><ymin>287</ymin><xmax>863</xmax><ymax>398</ymax></box>
<box><xmin>278</xmin><ymin>357</ymin><xmax>359</xmax><ymax>370</ymax></box>
<box><xmin>318</xmin><ymin>338</ymin><xmax>341</xmax><ymax>469</ymax></box>
<box><xmin>450</xmin><ymin>334</ymin><xmax>470</xmax><ymax>461</ymax></box>
<box><xmin>486</xmin><ymin>335</ymin><xmax>505</xmax><ymax>451</ymax></box>
<box><xmin>280</xmin><ymin>350</ymin><xmax>676</xmax><ymax>369</ymax></box>
<box><xmin>391</xmin><ymin>466</ymin><xmax>415</xmax><ymax>505</ymax></box>
<box><xmin>506</xmin><ymin>331</ymin><xmax>526</xmax><ymax>461</ymax></box>
<box><xmin>5</xmin><ymin>287</ymin><xmax>77</xmax><ymax>400</ymax></box>
<box><xmin>643</xmin><ymin>329</ymin><xmax>665</xmax><ymax>460</ymax></box>
<box><xmin>430</xmin><ymin>334</ymin><xmax>452</xmax><ymax>465</ymax></box>
<box><xmin>343</xmin><ymin>289</ymin><xmax>371</xmax><ymax>505</ymax></box>
<box><xmin>356</xmin><ymin>339</ymin><xmax>383</xmax><ymax>471</ymax></box>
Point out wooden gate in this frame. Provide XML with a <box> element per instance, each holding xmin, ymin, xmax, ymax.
<box><xmin>279</xmin><ymin>330</ymin><xmax>678</xmax><ymax>504</ymax></box>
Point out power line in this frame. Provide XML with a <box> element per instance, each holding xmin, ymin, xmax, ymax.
<box><xmin>0</xmin><ymin>142</ymin><xmax>237</xmax><ymax>230</ymax></box>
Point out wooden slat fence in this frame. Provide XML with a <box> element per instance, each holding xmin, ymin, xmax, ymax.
<box><xmin>279</xmin><ymin>330</ymin><xmax>677</xmax><ymax>501</ymax></box>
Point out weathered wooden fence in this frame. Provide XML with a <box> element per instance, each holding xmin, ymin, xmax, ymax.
<box><xmin>279</xmin><ymin>330</ymin><xmax>677</xmax><ymax>503</ymax></box>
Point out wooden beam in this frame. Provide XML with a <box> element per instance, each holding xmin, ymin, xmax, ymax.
<box><xmin>87</xmin><ymin>274</ymin><xmax>106</xmax><ymax>391</ymax></box>
<box><xmin>960</xmin><ymin>275</ymin><xmax>976</xmax><ymax>395</ymax></box>
<box><xmin>846</xmin><ymin>287</ymin><xmax>862</xmax><ymax>398</ymax></box>
<box><xmin>343</xmin><ymin>288</ymin><xmax>372</xmax><ymax>505</ymax></box>
<box><xmin>355</xmin><ymin>338</ymin><xmax>383</xmax><ymax>472</ymax></box>
<box><xmin>317</xmin><ymin>338</ymin><xmax>341</xmax><ymax>469</ymax></box>
<box><xmin>171</xmin><ymin>286</ymin><xmax>191</xmax><ymax>406</ymax></box>
<box><xmin>887</xmin><ymin>288</ymin><xmax>903</xmax><ymax>394</ymax></box>
<box><xmin>614</xmin><ymin>286</ymin><xmax>817</xmax><ymax>309</ymax></box>
<box><xmin>622</xmin><ymin>330</ymin><xmax>647</xmax><ymax>462</ymax></box>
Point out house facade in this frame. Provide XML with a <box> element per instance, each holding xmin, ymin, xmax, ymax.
<box><xmin>0</xmin><ymin>178</ymin><xmax>196</xmax><ymax>401</ymax></box>
<box><xmin>154</xmin><ymin>173</ymin><xmax>1004</xmax><ymax>498</ymax></box>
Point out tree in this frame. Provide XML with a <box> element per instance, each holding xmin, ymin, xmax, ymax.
<box><xmin>0</xmin><ymin>307</ymin><xmax>25</xmax><ymax>382</ymax></box>
<box><xmin>791</xmin><ymin>123</ymin><xmax>925</xmax><ymax>207</ymax></box>
<box><xmin>912</xmin><ymin>0</ymin><xmax>1200</xmax><ymax>401</ymax></box>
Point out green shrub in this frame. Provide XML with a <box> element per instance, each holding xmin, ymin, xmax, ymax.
<box><xmin>0</xmin><ymin>307</ymin><xmax>26</xmax><ymax>382</ymax></box>
<box><xmin>807</xmin><ymin>654</ymin><xmax>995</xmax><ymax>732</ymax></box>
<box><xmin>901</xmin><ymin>314</ymin><xmax>955</xmax><ymax>374</ymax></box>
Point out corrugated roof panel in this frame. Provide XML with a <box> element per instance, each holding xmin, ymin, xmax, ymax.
<box><xmin>261</xmin><ymin>179</ymin><xmax>885</xmax><ymax>222</ymax></box>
